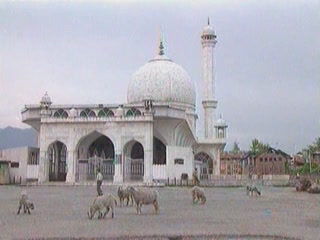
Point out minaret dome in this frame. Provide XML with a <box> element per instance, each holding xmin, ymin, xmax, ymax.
<box><xmin>201</xmin><ymin>18</ymin><xmax>216</xmax><ymax>40</ymax></box>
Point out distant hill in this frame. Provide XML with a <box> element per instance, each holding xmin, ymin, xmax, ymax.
<box><xmin>0</xmin><ymin>127</ymin><xmax>37</xmax><ymax>150</ymax></box>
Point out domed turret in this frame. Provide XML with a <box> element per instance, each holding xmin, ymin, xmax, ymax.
<box><xmin>127</xmin><ymin>37</ymin><xmax>196</xmax><ymax>106</ymax></box>
<box><xmin>40</xmin><ymin>92</ymin><xmax>52</xmax><ymax>109</ymax></box>
<box><xmin>201</xmin><ymin>17</ymin><xmax>216</xmax><ymax>40</ymax></box>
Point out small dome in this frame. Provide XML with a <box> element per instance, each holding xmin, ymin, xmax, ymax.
<box><xmin>201</xmin><ymin>18</ymin><xmax>216</xmax><ymax>39</ymax></box>
<box><xmin>215</xmin><ymin>116</ymin><xmax>227</xmax><ymax>127</ymax></box>
<box><xmin>40</xmin><ymin>92</ymin><xmax>52</xmax><ymax>108</ymax></box>
<box><xmin>202</xmin><ymin>25</ymin><xmax>215</xmax><ymax>36</ymax></box>
<box><xmin>215</xmin><ymin>114</ymin><xmax>227</xmax><ymax>126</ymax></box>
<box><xmin>127</xmin><ymin>39</ymin><xmax>196</xmax><ymax>106</ymax></box>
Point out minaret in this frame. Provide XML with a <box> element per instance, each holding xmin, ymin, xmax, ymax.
<box><xmin>201</xmin><ymin>18</ymin><xmax>218</xmax><ymax>139</ymax></box>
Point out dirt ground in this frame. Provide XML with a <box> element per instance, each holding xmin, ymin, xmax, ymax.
<box><xmin>0</xmin><ymin>185</ymin><xmax>319</xmax><ymax>240</ymax></box>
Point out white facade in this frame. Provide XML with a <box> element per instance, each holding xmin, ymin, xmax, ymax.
<box><xmin>0</xmin><ymin>146</ymin><xmax>39</xmax><ymax>184</ymax></box>
<box><xmin>21</xmin><ymin>22</ymin><xmax>228</xmax><ymax>184</ymax></box>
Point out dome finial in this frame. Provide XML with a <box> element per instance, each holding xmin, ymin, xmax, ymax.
<box><xmin>159</xmin><ymin>29</ymin><xmax>164</xmax><ymax>56</ymax></box>
<box><xmin>208</xmin><ymin>17</ymin><xmax>210</xmax><ymax>25</ymax></box>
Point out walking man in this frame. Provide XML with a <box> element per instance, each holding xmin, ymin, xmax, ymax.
<box><xmin>96</xmin><ymin>168</ymin><xmax>103</xmax><ymax>196</ymax></box>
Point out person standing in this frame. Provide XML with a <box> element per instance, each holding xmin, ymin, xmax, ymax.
<box><xmin>192</xmin><ymin>168</ymin><xmax>200</xmax><ymax>186</ymax></box>
<box><xmin>96</xmin><ymin>168</ymin><xmax>103</xmax><ymax>196</ymax></box>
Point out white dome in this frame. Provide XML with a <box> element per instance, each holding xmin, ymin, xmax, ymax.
<box><xmin>127</xmin><ymin>55</ymin><xmax>196</xmax><ymax>106</ymax></box>
<box><xmin>215</xmin><ymin>117</ymin><xmax>227</xmax><ymax>127</ymax></box>
<box><xmin>202</xmin><ymin>25</ymin><xmax>215</xmax><ymax>36</ymax></box>
<box><xmin>40</xmin><ymin>92</ymin><xmax>52</xmax><ymax>108</ymax></box>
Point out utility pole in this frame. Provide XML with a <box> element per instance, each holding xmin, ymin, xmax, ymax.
<box><xmin>309</xmin><ymin>149</ymin><xmax>312</xmax><ymax>174</ymax></box>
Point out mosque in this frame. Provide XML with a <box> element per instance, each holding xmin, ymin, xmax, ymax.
<box><xmin>21</xmin><ymin>20</ymin><xmax>228</xmax><ymax>184</ymax></box>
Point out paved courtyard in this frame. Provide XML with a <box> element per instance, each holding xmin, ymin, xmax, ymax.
<box><xmin>0</xmin><ymin>185</ymin><xmax>319</xmax><ymax>240</ymax></box>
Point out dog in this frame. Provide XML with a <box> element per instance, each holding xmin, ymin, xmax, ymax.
<box><xmin>246</xmin><ymin>184</ymin><xmax>261</xmax><ymax>197</ymax></box>
<box><xmin>17</xmin><ymin>191</ymin><xmax>35</xmax><ymax>215</ymax></box>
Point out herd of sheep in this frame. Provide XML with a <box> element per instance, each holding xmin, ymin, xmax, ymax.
<box><xmin>17</xmin><ymin>185</ymin><xmax>208</xmax><ymax>219</ymax></box>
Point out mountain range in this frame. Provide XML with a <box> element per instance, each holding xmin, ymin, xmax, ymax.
<box><xmin>0</xmin><ymin>127</ymin><xmax>38</xmax><ymax>150</ymax></box>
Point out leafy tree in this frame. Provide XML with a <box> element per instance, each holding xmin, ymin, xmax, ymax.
<box><xmin>295</xmin><ymin>162</ymin><xmax>320</xmax><ymax>175</ymax></box>
<box><xmin>249</xmin><ymin>139</ymin><xmax>270</xmax><ymax>155</ymax></box>
<box><xmin>232</xmin><ymin>141</ymin><xmax>240</xmax><ymax>153</ymax></box>
<box><xmin>250</xmin><ymin>138</ymin><xmax>260</xmax><ymax>155</ymax></box>
<box><xmin>301</xmin><ymin>137</ymin><xmax>320</xmax><ymax>161</ymax></box>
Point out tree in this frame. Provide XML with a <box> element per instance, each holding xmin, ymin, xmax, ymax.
<box><xmin>232</xmin><ymin>141</ymin><xmax>240</xmax><ymax>153</ymax></box>
<box><xmin>301</xmin><ymin>137</ymin><xmax>320</xmax><ymax>161</ymax></box>
<box><xmin>250</xmin><ymin>139</ymin><xmax>260</xmax><ymax>155</ymax></box>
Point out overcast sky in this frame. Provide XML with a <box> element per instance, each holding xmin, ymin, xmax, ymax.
<box><xmin>0</xmin><ymin>0</ymin><xmax>319</xmax><ymax>153</ymax></box>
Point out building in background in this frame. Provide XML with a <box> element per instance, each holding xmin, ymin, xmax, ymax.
<box><xmin>0</xmin><ymin>147</ymin><xmax>39</xmax><ymax>184</ymax></box>
<box><xmin>241</xmin><ymin>148</ymin><xmax>291</xmax><ymax>177</ymax></box>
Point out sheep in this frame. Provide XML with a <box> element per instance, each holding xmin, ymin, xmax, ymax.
<box><xmin>191</xmin><ymin>186</ymin><xmax>206</xmax><ymax>204</ymax></box>
<box><xmin>246</xmin><ymin>184</ymin><xmax>261</xmax><ymax>197</ymax></box>
<box><xmin>117</xmin><ymin>185</ymin><xmax>134</xmax><ymax>207</ymax></box>
<box><xmin>87</xmin><ymin>194</ymin><xmax>117</xmax><ymax>219</ymax></box>
<box><xmin>17</xmin><ymin>190</ymin><xmax>35</xmax><ymax>215</ymax></box>
<box><xmin>127</xmin><ymin>186</ymin><xmax>159</xmax><ymax>214</ymax></box>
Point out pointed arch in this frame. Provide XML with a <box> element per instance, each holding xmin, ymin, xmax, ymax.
<box><xmin>48</xmin><ymin>140</ymin><xmax>67</xmax><ymax>182</ymax></box>
<box><xmin>174</xmin><ymin>120</ymin><xmax>194</xmax><ymax>146</ymax></box>
<box><xmin>123</xmin><ymin>140</ymin><xmax>144</xmax><ymax>182</ymax></box>
<box><xmin>153</xmin><ymin>137</ymin><xmax>166</xmax><ymax>165</ymax></box>
<box><xmin>75</xmin><ymin>131</ymin><xmax>115</xmax><ymax>182</ymax></box>
<box><xmin>53</xmin><ymin>109</ymin><xmax>68</xmax><ymax>118</ymax></box>
<box><xmin>194</xmin><ymin>152</ymin><xmax>214</xmax><ymax>176</ymax></box>
<box><xmin>126</xmin><ymin>107</ymin><xmax>141</xmax><ymax>117</ymax></box>
<box><xmin>98</xmin><ymin>108</ymin><xmax>114</xmax><ymax>117</ymax></box>
<box><xmin>80</xmin><ymin>108</ymin><xmax>96</xmax><ymax>117</ymax></box>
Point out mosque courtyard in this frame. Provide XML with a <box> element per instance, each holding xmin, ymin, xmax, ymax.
<box><xmin>0</xmin><ymin>185</ymin><xmax>319</xmax><ymax>240</ymax></box>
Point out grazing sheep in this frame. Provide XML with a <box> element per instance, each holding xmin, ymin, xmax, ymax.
<box><xmin>118</xmin><ymin>185</ymin><xmax>134</xmax><ymax>207</ymax></box>
<box><xmin>246</xmin><ymin>184</ymin><xmax>261</xmax><ymax>197</ymax></box>
<box><xmin>127</xmin><ymin>186</ymin><xmax>159</xmax><ymax>214</ymax></box>
<box><xmin>307</xmin><ymin>182</ymin><xmax>320</xmax><ymax>194</ymax></box>
<box><xmin>191</xmin><ymin>186</ymin><xmax>206</xmax><ymax>204</ymax></box>
<box><xmin>17</xmin><ymin>191</ymin><xmax>35</xmax><ymax>215</ymax></box>
<box><xmin>87</xmin><ymin>194</ymin><xmax>117</xmax><ymax>219</ymax></box>
<box><xmin>295</xmin><ymin>177</ymin><xmax>312</xmax><ymax>192</ymax></box>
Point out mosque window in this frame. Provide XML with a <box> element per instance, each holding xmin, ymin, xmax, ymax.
<box><xmin>80</xmin><ymin>108</ymin><xmax>96</xmax><ymax>117</ymax></box>
<box><xmin>11</xmin><ymin>162</ymin><xmax>19</xmax><ymax>168</ymax></box>
<box><xmin>126</xmin><ymin>107</ymin><xmax>141</xmax><ymax>117</ymax></box>
<box><xmin>28</xmin><ymin>152</ymin><xmax>39</xmax><ymax>165</ymax></box>
<box><xmin>53</xmin><ymin>109</ymin><xmax>68</xmax><ymax>118</ymax></box>
<box><xmin>98</xmin><ymin>108</ymin><xmax>115</xmax><ymax>117</ymax></box>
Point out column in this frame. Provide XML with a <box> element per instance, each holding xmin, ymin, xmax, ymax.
<box><xmin>144</xmin><ymin>114</ymin><xmax>154</xmax><ymax>184</ymax></box>
<box><xmin>38</xmin><ymin>150</ymin><xmax>48</xmax><ymax>183</ymax></box>
<box><xmin>66</xmin><ymin>150</ymin><xmax>75</xmax><ymax>183</ymax></box>
<box><xmin>113</xmin><ymin>150</ymin><xmax>123</xmax><ymax>183</ymax></box>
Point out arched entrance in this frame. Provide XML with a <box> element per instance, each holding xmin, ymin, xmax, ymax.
<box><xmin>194</xmin><ymin>152</ymin><xmax>213</xmax><ymax>180</ymax></box>
<box><xmin>48</xmin><ymin>141</ymin><xmax>67</xmax><ymax>182</ymax></box>
<box><xmin>123</xmin><ymin>140</ymin><xmax>144</xmax><ymax>182</ymax></box>
<box><xmin>153</xmin><ymin>137</ymin><xmax>166</xmax><ymax>164</ymax></box>
<box><xmin>76</xmin><ymin>132</ymin><xmax>115</xmax><ymax>182</ymax></box>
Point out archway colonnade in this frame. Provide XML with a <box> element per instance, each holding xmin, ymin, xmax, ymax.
<box><xmin>44</xmin><ymin>132</ymin><xmax>168</xmax><ymax>183</ymax></box>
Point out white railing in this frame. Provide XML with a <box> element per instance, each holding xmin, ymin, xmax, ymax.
<box><xmin>153</xmin><ymin>164</ymin><xmax>167</xmax><ymax>180</ymax></box>
<box><xmin>27</xmin><ymin>165</ymin><xmax>39</xmax><ymax>180</ymax></box>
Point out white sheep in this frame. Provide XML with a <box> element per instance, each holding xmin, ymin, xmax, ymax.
<box><xmin>17</xmin><ymin>190</ymin><xmax>35</xmax><ymax>215</ymax></box>
<box><xmin>87</xmin><ymin>194</ymin><xmax>117</xmax><ymax>219</ymax></box>
<box><xmin>246</xmin><ymin>184</ymin><xmax>261</xmax><ymax>197</ymax></box>
<box><xmin>191</xmin><ymin>186</ymin><xmax>206</xmax><ymax>204</ymax></box>
<box><xmin>127</xmin><ymin>186</ymin><xmax>159</xmax><ymax>214</ymax></box>
<box><xmin>118</xmin><ymin>185</ymin><xmax>134</xmax><ymax>207</ymax></box>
